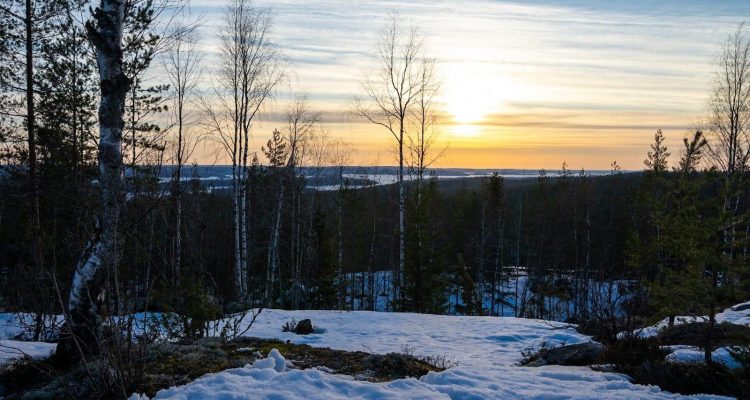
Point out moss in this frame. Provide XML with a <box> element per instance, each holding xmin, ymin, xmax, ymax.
<box><xmin>0</xmin><ymin>337</ymin><xmax>445</xmax><ymax>399</ymax></box>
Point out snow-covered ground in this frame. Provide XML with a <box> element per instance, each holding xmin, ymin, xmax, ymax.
<box><xmin>4</xmin><ymin>301</ymin><xmax>749</xmax><ymax>398</ymax></box>
<box><xmin>142</xmin><ymin>310</ymin><xmax>728</xmax><ymax>399</ymax></box>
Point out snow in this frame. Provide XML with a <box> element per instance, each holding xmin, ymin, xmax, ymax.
<box><xmin>618</xmin><ymin>316</ymin><xmax>707</xmax><ymax>339</ymax></box>
<box><xmin>716</xmin><ymin>300</ymin><xmax>750</xmax><ymax>326</ymax></box>
<box><xmin>618</xmin><ymin>300</ymin><xmax>750</xmax><ymax>340</ymax></box>
<box><xmin>3</xmin><ymin>301</ymin><xmax>748</xmax><ymax>398</ymax></box>
<box><xmin>249</xmin><ymin>348</ymin><xmax>289</xmax><ymax>372</ymax></box>
<box><xmin>0</xmin><ymin>313</ymin><xmax>63</xmax><ymax>341</ymax></box>
<box><xmin>145</xmin><ymin>310</ymin><xmax>728</xmax><ymax>399</ymax></box>
<box><xmin>664</xmin><ymin>345</ymin><xmax>742</xmax><ymax>369</ymax></box>
<box><xmin>0</xmin><ymin>340</ymin><xmax>57</xmax><ymax>365</ymax></box>
<box><xmin>0</xmin><ymin>314</ymin><xmax>25</xmax><ymax>340</ymax></box>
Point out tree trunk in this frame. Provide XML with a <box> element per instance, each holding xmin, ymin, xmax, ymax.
<box><xmin>240</xmin><ymin>126</ymin><xmax>250</xmax><ymax>298</ymax></box>
<box><xmin>368</xmin><ymin>215</ymin><xmax>377</xmax><ymax>311</ymax></box>
<box><xmin>232</xmin><ymin>157</ymin><xmax>243</xmax><ymax>297</ymax></box>
<box><xmin>397</xmin><ymin>132</ymin><xmax>405</xmax><ymax>309</ymax></box>
<box><xmin>62</xmin><ymin>0</ymin><xmax>129</xmax><ymax>358</ymax></box>
<box><xmin>173</xmin><ymin>83</ymin><xmax>184</xmax><ymax>287</ymax></box>
<box><xmin>337</xmin><ymin>167</ymin><xmax>345</xmax><ymax>309</ymax></box>
<box><xmin>24</xmin><ymin>0</ymin><xmax>45</xmax><ymax>342</ymax></box>
<box><xmin>266</xmin><ymin>178</ymin><xmax>284</xmax><ymax>306</ymax></box>
<box><xmin>515</xmin><ymin>195</ymin><xmax>523</xmax><ymax>317</ymax></box>
<box><xmin>705</xmin><ymin>267</ymin><xmax>718</xmax><ymax>365</ymax></box>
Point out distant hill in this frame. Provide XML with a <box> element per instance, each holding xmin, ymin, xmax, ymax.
<box><xmin>151</xmin><ymin>165</ymin><xmax>619</xmax><ymax>191</ymax></box>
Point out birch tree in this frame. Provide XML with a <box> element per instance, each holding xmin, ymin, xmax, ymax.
<box><xmin>704</xmin><ymin>24</ymin><xmax>750</xmax><ymax>302</ymax></box>
<box><xmin>205</xmin><ymin>0</ymin><xmax>283</xmax><ymax>300</ymax></box>
<box><xmin>330</xmin><ymin>140</ymin><xmax>351</xmax><ymax>308</ymax></box>
<box><xmin>265</xmin><ymin>94</ymin><xmax>319</xmax><ymax>305</ymax></box>
<box><xmin>262</xmin><ymin>128</ymin><xmax>287</xmax><ymax>304</ymax></box>
<box><xmin>708</xmin><ymin>24</ymin><xmax>750</xmax><ymax>178</ymax></box>
<box><xmin>164</xmin><ymin>27</ymin><xmax>201</xmax><ymax>287</ymax></box>
<box><xmin>62</xmin><ymin>0</ymin><xmax>130</xmax><ymax>356</ymax></box>
<box><xmin>405</xmin><ymin>57</ymin><xmax>443</xmax><ymax>312</ymax></box>
<box><xmin>354</xmin><ymin>12</ymin><xmax>430</xmax><ymax>306</ymax></box>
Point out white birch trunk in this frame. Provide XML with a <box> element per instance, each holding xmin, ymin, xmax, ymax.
<box><xmin>65</xmin><ymin>0</ymin><xmax>128</xmax><ymax>355</ymax></box>
<box><xmin>266</xmin><ymin>180</ymin><xmax>284</xmax><ymax>305</ymax></box>
<box><xmin>397</xmin><ymin>135</ymin><xmax>405</xmax><ymax>307</ymax></box>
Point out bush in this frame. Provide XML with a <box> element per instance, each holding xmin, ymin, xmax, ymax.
<box><xmin>281</xmin><ymin>318</ymin><xmax>297</xmax><ymax>333</ymax></box>
<box><xmin>601</xmin><ymin>336</ymin><xmax>749</xmax><ymax>400</ymax></box>
<box><xmin>400</xmin><ymin>344</ymin><xmax>458</xmax><ymax>369</ymax></box>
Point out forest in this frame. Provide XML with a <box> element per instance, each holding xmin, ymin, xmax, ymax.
<box><xmin>1</xmin><ymin>0</ymin><xmax>750</xmax><ymax>399</ymax></box>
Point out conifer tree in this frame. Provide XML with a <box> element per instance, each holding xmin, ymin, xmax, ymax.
<box><xmin>644</xmin><ymin>129</ymin><xmax>670</xmax><ymax>173</ymax></box>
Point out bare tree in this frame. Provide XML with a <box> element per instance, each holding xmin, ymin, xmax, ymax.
<box><xmin>706</xmin><ymin>24</ymin><xmax>750</xmax><ymax>270</ymax></box>
<box><xmin>708</xmin><ymin>23</ymin><xmax>750</xmax><ymax>177</ymax></box>
<box><xmin>406</xmin><ymin>57</ymin><xmax>443</xmax><ymax>311</ymax></box>
<box><xmin>408</xmin><ymin>58</ymin><xmax>443</xmax><ymax>182</ymax></box>
<box><xmin>122</xmin><ymin>0</ymin><xmax>193</xmax><ymax>169</ymax></box>
<box><xmin>354</xmin><ymin>12</ymin><xmax>431</xmax><ymax>306</ymax></box>
<box><xmin>204</xmin><ymin>0</ymin><xmax>284</xmax><ymax>300</ymax></box>
<box><xmin>164</xmin><ymin>25</ymin><xmax>202</xmax><ymax>287</ymax></box>
<box><xmin>330</xmin><ymin>139</ymin><xmax>351</xmax><ymax>308</ymax></box>
<box><xmin>286</xmin><ymin>93</ymin><xmax>320</xmax><ymax>169</ymax></box>
<box><xmin>265</xmin><ymin>94</ymin><xmax>320</xmax><ymax>305</ymax></box>
<box><xmin>62</xmin><ymin>0</ymin><xmax>130</xmax><ymax>357</ymax></box>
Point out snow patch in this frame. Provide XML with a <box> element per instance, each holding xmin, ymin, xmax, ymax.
<box><xmin>249</xmin><ymin>348</ymin><xmax>288</xmax><ymax>372</ymax></box>
<box><xmin>618</xmin><ymin>316</ymin><xmax>707</xmax><ymax>339</ymax></box>
<box><xmin>716</xmin><ymin>300</ymin><xmax>750</xmax><ymax>326</ymax></box>
<box><xmin>664</xmin><ymin>346</ymin><xmax>742</xmax><ymax>369</ymax></box>
<box><xmin>0</xmin><ymin>340</ymin><xmax>57</xmax><ymax>364</ymax></box>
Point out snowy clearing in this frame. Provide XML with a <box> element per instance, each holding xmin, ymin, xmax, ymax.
<box><xmin>0</xmin><ymin>340</ymin><xmax>57</xmax><ymax>365</ymax></box>
<box><xmin>141</xmin><ymin>310</ymin><xmax>729</xmax><ymax>399</ymax></box>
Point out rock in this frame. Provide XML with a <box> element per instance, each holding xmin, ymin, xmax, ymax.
<box><xmin>293</xmin><ymin>319</ymin><xmax>314</xmax><ymax>335</ymax></box>
<box><xmin>526</xmin><ymin>342</ymin><xmax>604</xmax><ymax>367</ymax></box>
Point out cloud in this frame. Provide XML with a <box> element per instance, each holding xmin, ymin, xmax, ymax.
<box><xmin>181</xmin><ymin>0</ymin><xmax>748</xmax><ymax>168</ymax></box>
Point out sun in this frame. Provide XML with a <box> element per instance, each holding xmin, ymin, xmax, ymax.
<box><xmin>451</xmin><ymin>124</ymin><xmax>481</xmax><ymax>138</ymax></box>
<box><xmin>440</xmin><ymin>62</ymin><xmax>518</xmax><ymax>127</ymax></box>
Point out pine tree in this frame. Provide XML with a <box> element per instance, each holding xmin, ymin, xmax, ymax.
<box><xmin>644</xmin><ymin>129</ymin><xmax>670</xmax><ymax>174</ymax></box>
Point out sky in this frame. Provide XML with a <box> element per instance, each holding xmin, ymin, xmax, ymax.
<box><xmin>184</xmin><ymin>0</ymin><xmax>750</xmax><ymax>170</ymax></box>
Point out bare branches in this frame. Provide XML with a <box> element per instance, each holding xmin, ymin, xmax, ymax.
<box><xmin>163</xmin><ymin>22</ymin><xmax>203</xmax><ymax>167</ymax></box>
<box><xmin>204</xmin><ymin>0</ymin><xmax>285</xmax><ymax>300</ymax></box>
<box><xmin>352</xmin><ymin>11</ymin><xmax>439</xmax><ymax>306</ymax></box>
<box><xmin>707</xmin><ymin>23</ymin><xmax>750</xmax><ymax>177</ymax></box>
<box><xmin>407</xmin><ymin>56</ymin><xmax>445</xmax><ymax>179</ymax></box>
<box><xmin>285</xmin><ymin>93</ymin><xmax>320</xmax><ymax>168</ymax></box>
<box><xmin>353</xmin><ymin>12</ymin><xmax>430</xmax><ymax>146</ymax></box>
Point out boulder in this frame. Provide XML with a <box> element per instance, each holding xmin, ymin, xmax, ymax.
<box><xmin>293</xmin><ymin>319</ymin><xmax>315</xmax><ymax>335</ymax></box>
<box><xmin>526</xmin><ymin>342</ymin><xmax>604</xmax><ymax>367</ymax></box>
